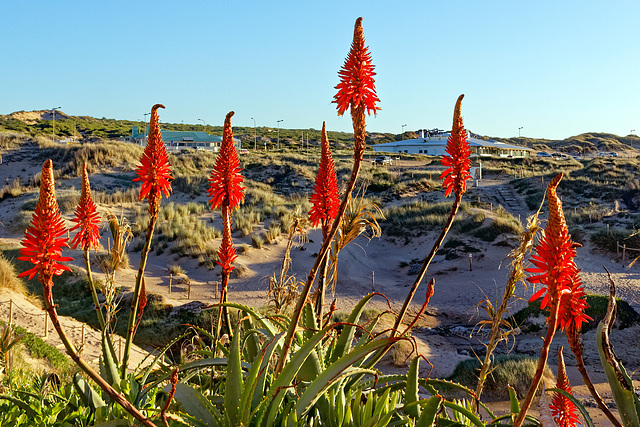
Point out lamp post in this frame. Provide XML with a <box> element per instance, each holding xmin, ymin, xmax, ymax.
<box><xmin>51</xmin><ymin>107</ymin><xmax>61</xmax><ymax>142</ymax></box>
<box><xmin>144</xmin><ymin>112</ymin><xmax>151</xmax><ymax>134</ymax></box>
<box><xmin>518</xmin><ymin>127</ymin><xmax>523</xmax><ymax>138</ymax></box>
<box><xmin>401</xmin><ymin>124</ymin><xmax>407</xmax><ymax>139</ymax></box>
<box><xmin>277</xmin><ymin>119</ymin><xmax>283</xmax><ymax>150</ymax></box>
<box><xmin>251</xmin><ymin>117</ymin><xmax>257</xmax><ymax>151</ymax></box>
<box><xmin>198</xmin><ymin>118</ymin><xmax>207</xmax><ymax>130</ymax></box>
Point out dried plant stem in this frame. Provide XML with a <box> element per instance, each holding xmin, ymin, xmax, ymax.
<box><xmin>43</xmin><ymin>281</ymin><xmax>154</xmax><ymax>427</ymax></box>
<box><xmin>122</xmin><ymin>212</ymin><xmax>157</xmax><ymax>376</ymax></box>
<box><xmin>513</xmin><ymin>302</ymin><xmax>560</xmax><ymax>427</ymax></box>
<box><xmin>314</xmin><ymin>257</ymin><xmax>329</xmax><ymax>322</ymax></box>
<box><xmin>392</xmin><ymin>194</ymin><xmax>462</xmax><ymax>334</ymax></box>
<box><xmin>568</xmin><ymin>326</ymin><xmax>622</xmax><ymax>427</ymax></box>
<box><xmin>275</xmin><ymin>108</ymin><xmax>366</xmax><ymax>376</ymax></box>
<box><xmin>83</xmin><ymin>249</ymin><xmax>105</xmax><ymax>330</ymax></box>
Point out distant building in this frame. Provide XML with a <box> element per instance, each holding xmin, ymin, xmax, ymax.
<box><xmin>125</xmin><ymin>126</ymin><xmax>224</xmax><ymax>152</ymax></box>
<box><xmin>372</xmin><ymin>129</ymin><xmax>532</xmax><ymax>158</ymax></box>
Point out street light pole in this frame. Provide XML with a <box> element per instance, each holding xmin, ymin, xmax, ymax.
<box><xmin>518</xmin><ymin>127</ymin><xmax>523</xmax><ymax>138</ymax></box>
<box><xmin>402</xmin><ymin>124</ymin><xmax>407</xmax><ymax>139</ymax></box>
<box><xmin>277</xmin><ymin>119</ymin><xmax>283</xmax><ymax>150</ymax></box>
<box><xmin>51</xmin><ymin>107</ymin><xmax>61</xmax><ymax>142</ymax></box>
<box><xmin>198</xmin><ymin>118</ymin><xmax>207</xmax><ymax>131</ymax></box>
<box><xmin>251</xmin><ymin>117</ymin><xmax>257</xmax><ymax>151</ymax></box>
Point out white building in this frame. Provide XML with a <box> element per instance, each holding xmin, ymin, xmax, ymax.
<box><xmin>372</xmin><ymin>129</ymin><xmax>532</xmax><ymax>158</ymax></box>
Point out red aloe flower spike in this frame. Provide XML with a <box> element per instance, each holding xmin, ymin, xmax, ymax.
<box><xmin>207</xmin><ymin>111</ymin><xmax>245</xmax><ymax>211</ymax></box>
<box><xmin>526</xmin><ymin>173</ymin><xmax>590</xmax><ymax>331</ymax></box>
<box><xmin>551</xmin><ymin>347</ymin><xmax>580</xmax><ymax>427</ymax></box>
<box><xmin>309</xmin><ymin>122</ymin><xmax>340</xmax><ymax>239</ymax></box>
<box><xmin>18</xmin><ymin>160</ymin><xmax>73</xmax><ymax>296</ymax></box>
<box><xmin>133</xmin><ymin>104</ymin><xmax>173</xmax><ymax>214</ymax></box>
<box><xmin>333</xmin><ymin>17</ymin><xmax>380</xmax><ymax>118</ymax></box>
<box><xmin>440</xmin><ymin>94</ymin><xmax>472</xmax><ymax>198</ymax></box>
<box><xmin>70</xmin><ymin>163</ymin><xmax>101</xmax><ymax>251</ymax></box>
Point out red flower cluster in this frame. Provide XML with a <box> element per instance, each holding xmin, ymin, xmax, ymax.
<box><xmin>207</xmin><ymin>111</ymin><xmax>245</xmax><ymax>211</ymax></box>
<box><xmin>18</xmin><ymin>160</ymin><xmax>72</xmax><ymax>283</ymax></box>
<box><xmin>208</xmin><ymin>112</ymin><xmax>245</xmax><ymax>272</ymax></box>
<box><xmin>527</xmin><ymin>174</ymin><xmax>590</xmax><ymax>331</ymax></box>
<box><xmin>550</xmin><ymin>348</ymin><xmax>580</xmax><ymax>427</ymax></box>
<box><xmin>70</xmin><ymin>163</ymin><xmax>101</xmax><ymax>251</ymax></box>
<box><xmin>440</xmin><ymin>95</ymin><xmax>471</xmax><ymax>198</ymax></box>
<box><xmin>333</xmin><ymin>17</ymin><xmax>380</xmax><ymax>117</ymax></box>
<box><xmin>133</xmin><ymin>104</ymin><xmax>173</xmax><ymax>212</ymax></box>
<box><xmin>309</xmin><ymin>122</ymin><xmax>340</xmax><ymax>238</ymax></box>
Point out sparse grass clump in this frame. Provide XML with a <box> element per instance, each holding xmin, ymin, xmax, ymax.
<box><xmin>447</xmin><ymin>355</ymin><xmax>555</xmax><ymax>401</ymax></box>
<box><xmin>0</xmin><ymin>253</ymin><xmax>27</xmax><ymax>294</ymax></box>
<box><xmin>251</xmin><ymin>234</ymin><xmax>264</xmax><ymax>249</ymax></box>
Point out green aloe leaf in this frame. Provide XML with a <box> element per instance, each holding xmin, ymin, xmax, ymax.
<box><xmin>295</xmin><ymin>337</ymin><xmax>400</xmax><ymax>419</ymax></box>
<box><xmin>416</xmin><ymin>395</ymin><xmax>442</xmax><ymax>427</ymax></box>
<box><xmin>405</xmin><ymin>357</ymin><xmax>421</xmax><ymax>419</ymax></box>
<box><xmin>166</xmin><ymin>382</ymin><xmax>220</xmax><ymax>427</ymax></box>
<box><xmin>73</xmin><ymin>373</ymin><xmax>106</xmax><ymax>412</ymax></box>
<box><xmin>225</xmin><ymin>322</ymin><xmax>243</xmax><ymax>426</ymax></box>
<box><xmin>597</xmin><ymin>278</ymin><xmax>640</xmax><ymax>427</ymax></box>
<box><xmin>330</xmin><ymin>293</ymin><xmax>378</xmax><ymax>364</ymax></box>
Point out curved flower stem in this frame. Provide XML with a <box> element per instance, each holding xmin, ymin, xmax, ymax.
<box><xmin>513</xmin><ymin>302</ymin><xmax>560</xmax><ymax>427</ymax></box>
<box><xmin>314</xmin><ymin>256</ymin><xmax>329</xmax><ymax>322</ymax></box>
<box><xmin>392</xmin><ymin>194</ymin><xmax>462</xmax><ymax>334</ymax></box>
<box><xmin>43</xmin><ymin>281</ymin><xmax>155</xmax><ymax>427</ymax></box>
<box><xmin>121</xmin><ymin>213</ymin><xmax>157</xmax><ymax>377</ymax></box>
<box><xmin>568</xmin><ymin>327</ymin><xmax>622</xmax><ymax>427</ymax></box>
<box><xmin>275</xmin><ymin>110</ymin><xmax>365</xmax><ymax>376</ymax></box>
<box><xmin>83</xmin><ymin>249</ymin><xmax>105</xmax><ymax>330</ymax></box>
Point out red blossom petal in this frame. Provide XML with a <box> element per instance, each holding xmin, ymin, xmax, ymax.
<box><xmin>207</xmin><ymin>111</ymin><xmax>245</xmax><ymax>211</ymax></box>
<box><xmin>333</xmin><ymin>17</ymin><xmax>380</xmax><ymax>117</ymax></box>
<box><xmin>70</xmin><ymin>163</ymin><xmax>101</xmax><ymax>250</ymax></box>
<box><xmin>309</xmin><ymin>122</ymin><xmax>340</xmax><ymax>238</ymax></box>
<box><xmin>17</xmin><ymin>160</ymin><xmax>72</xmax><ymax>285</ymax></box>
<box><xmin>133</xmin><ymin>104</ymin><xmax>173</xmax><ymax>212</ymax></box>
<box><xmin>440</xmin><ymin>95</ymin><xmax>471</xmax><ymax>198</ymax></box>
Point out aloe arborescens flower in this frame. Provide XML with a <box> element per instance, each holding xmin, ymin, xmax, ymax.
<box><xmin>208</xmin><ymin>111</ymin><xmax>245</xmax><ymax>336</ymax></box>
<box><xmin>440</xmin><ymin>94</ymin><xmax>471</xmax><ymax>199</ymax></box>
<box><xmin>18</xmin><ymin>160</ymin><xmax>72</xmax><ymax>298</ymax></box>
<box><xmin>309</xmin><ymin>122</ymin><xmax>340</xmax><ymax>239</ymax></box>
<box><xmin>133</xmin><ymin>104</ymin><xmax>173</xmax><ymax>214</ymax></box>
<box><xmin>70</xmin><ymin>163</ymin><xmax>101</xmax><ymax>251</ymax></box>
<box><xmin>551</xmin><ymin>347</ymin><xmax>580</xmax><ymax>427</ymax></box>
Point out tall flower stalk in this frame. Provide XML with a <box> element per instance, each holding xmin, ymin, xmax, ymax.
<box><xmin>123</xmin><ymin>104</ymin><xmax>172</xmax><ymax>375</ymax></box>
<box><xmin>19</xmin><ymin>160</ymin><xmax>154</xmax><ymax>427</ymax></box>
<box><xmin>513</xmin><ymin>173</ymin><xmax>590</xmax><ymax>427</ymax></box>
<box><xmin>392</xmin><ymin>94</ymin><xmax>470</xmax><ymax>335</ymax></box>
<box><xmin>275</xmin><ymin>17</ymin><xmax>379</xmax><ymax>375</ymax></box>
<box><xmin>208</xmin><ymin>111</ymin><xmax>245</xmax><ymax>339</ymax></box>
<box><xmin>309</xmin><ymin>122</ymin><xmax>340</xmax><ymax>320</ymax></box>
<box><xmin>70</xmin><ymin>163</ymin><xmax>104</xmax><ymax>328</ymax></box>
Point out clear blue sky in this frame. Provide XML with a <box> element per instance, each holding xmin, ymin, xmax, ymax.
<box><xmin>1</xmin><ymin>0</ymin><xmax>638</xmax><ymax>140</ymax></box>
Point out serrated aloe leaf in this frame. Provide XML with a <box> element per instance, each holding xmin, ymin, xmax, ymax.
<box><xmin>225</xmin><ymin>322</ymin><xmax>243</xmax><ymax>426</ymax></box>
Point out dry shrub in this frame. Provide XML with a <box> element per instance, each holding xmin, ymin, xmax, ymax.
<box><xmin>0</xmin><ymin>253</ymin><xmax>27</xmax><ymax>294</ymax></box>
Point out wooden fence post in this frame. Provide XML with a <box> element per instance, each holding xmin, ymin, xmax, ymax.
<box><xmin>169</xmin><ymin>274</ymin><xmax>173</xmax><ymax>294</ymax></box>
<box><xmin>81</xmin><ymin>324</ymin><xmax>85</xmax><ymax>347</ymax></box>
<box><xmin>371</xmin><ymin>271</ymin><xmax>375</xmax><ymax>292</ymax></box>
<box><xmin>188</xmin><ymin>282</ymin><xmax>191</xmax><ymax>300</ymax></box>
<box><xmin>623</xmin><ymin>244</ymin><xmax>626</xmax><ymax>262</ymax></box>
